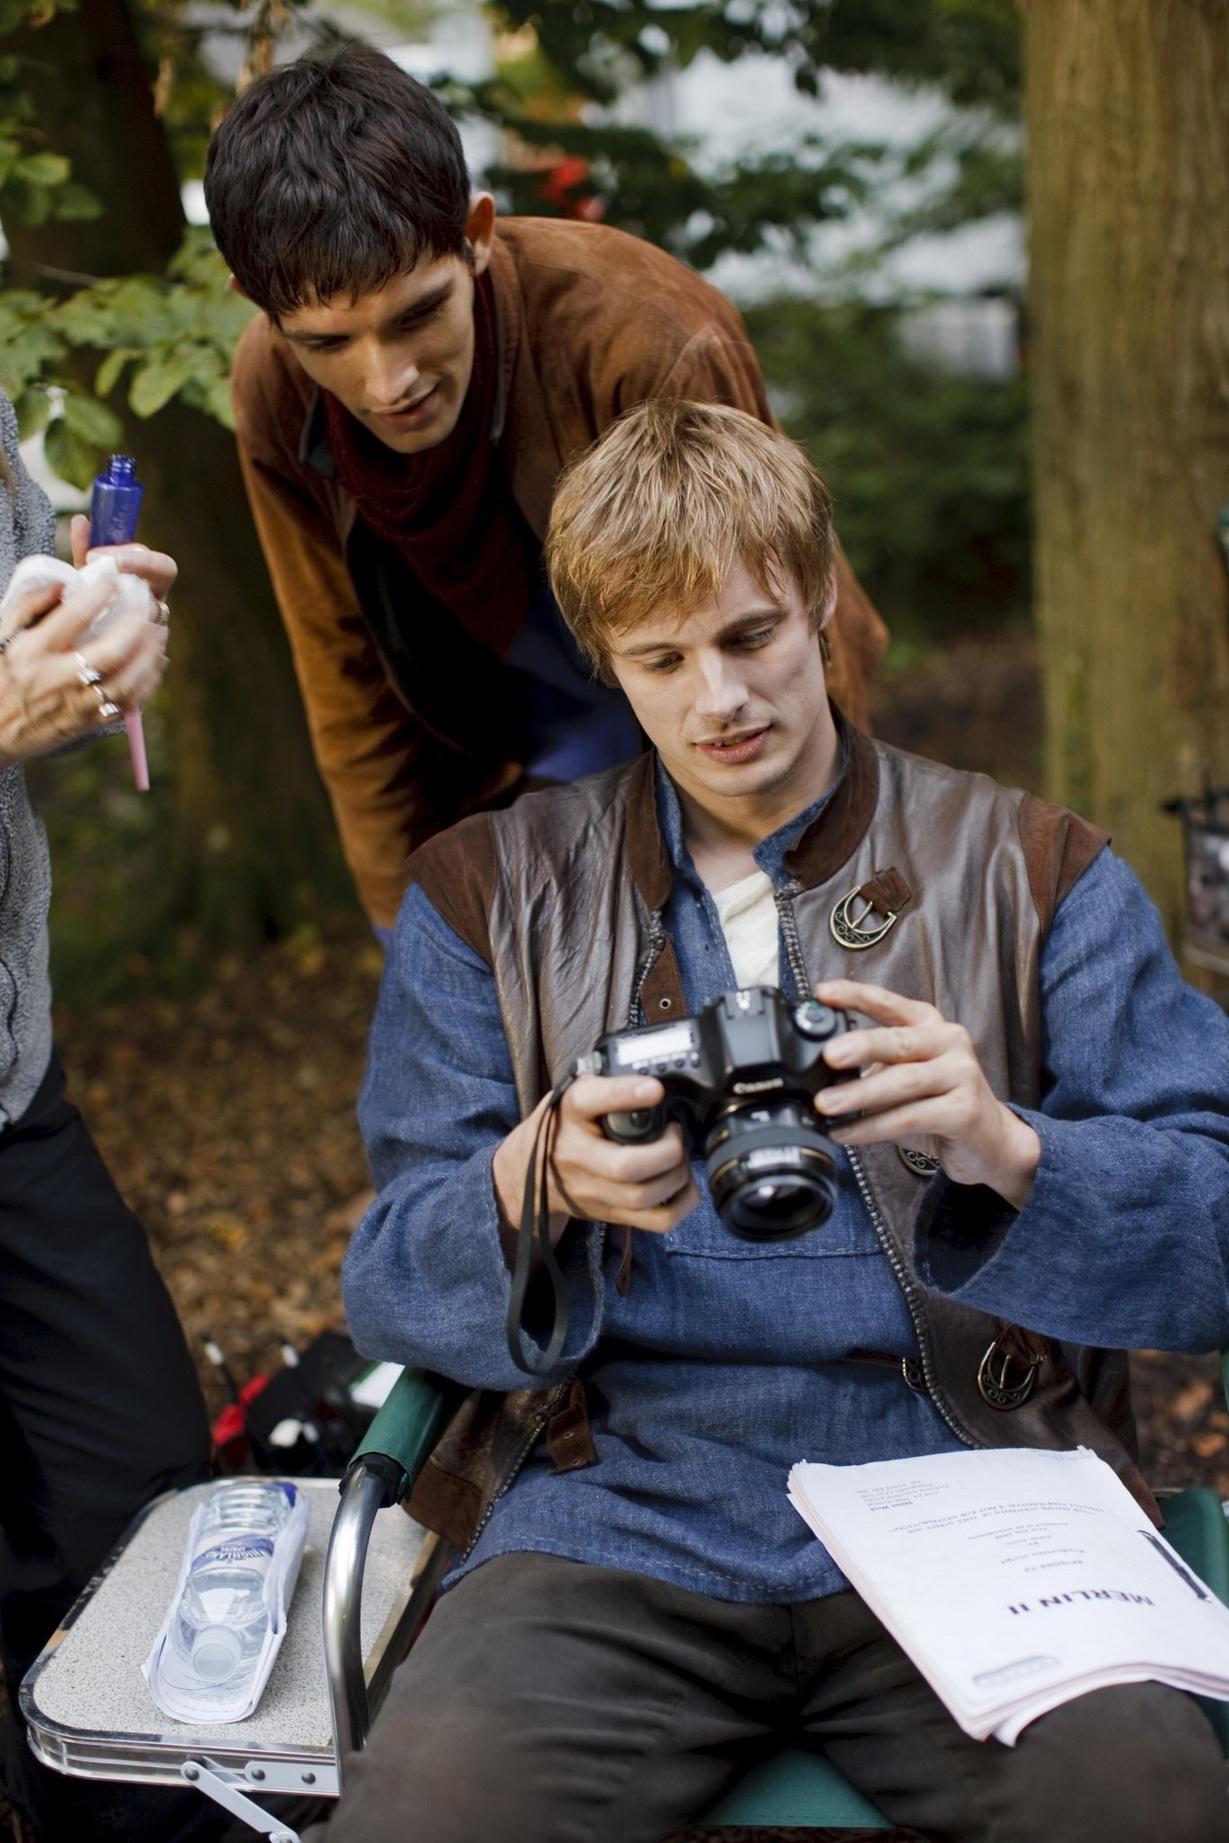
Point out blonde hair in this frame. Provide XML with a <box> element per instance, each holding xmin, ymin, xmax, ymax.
<box><xmin>547</xmin><ymin>400</ymin><xmax>835</xmax><ymax>678</ymax></box>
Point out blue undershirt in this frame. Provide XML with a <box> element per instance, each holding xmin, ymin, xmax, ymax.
<box><xmin>504</xmin><ymin>576</ymin><xmax>640</xmax><ymax>783</ymax></box>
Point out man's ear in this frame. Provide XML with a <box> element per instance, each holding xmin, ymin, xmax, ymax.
<box><xmin>816</xmin><ymin>580</ymin><xmax>838</xmax><ymax>667</ymax></box>
<box><xmin>464</xmin><ymin>193</ymin><xmax>496</xmax><ymax>277</ymax></box>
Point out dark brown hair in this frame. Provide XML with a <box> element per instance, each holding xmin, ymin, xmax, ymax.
<box><xmin>203</xmin><ymin>42</ymin><xmax>471</xmax><ymax>318</ymax></box>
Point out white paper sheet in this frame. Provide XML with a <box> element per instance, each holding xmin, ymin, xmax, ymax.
<box><xmin>789</xmin><ymin>1446</ymin><xmax>1229</xmax><ymax>1743</ymax></box>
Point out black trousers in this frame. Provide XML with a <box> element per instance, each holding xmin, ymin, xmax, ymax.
<box><xmin>0</xmin><ymin>1054</ymin><xmax>215</xmax><ymax>1840</ymax></box>
<box><xmin>310</xmin><ymin>1552</ymin><xmax>1229</xmax><ymax>1843</ymax></box>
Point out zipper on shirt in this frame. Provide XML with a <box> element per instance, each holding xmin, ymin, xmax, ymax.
<box><xmin>630</xmin><ymin>909</ymin><xmax>667</xmax><ymax>1028</ymax></box>
<box><xmin>843</xmin><ymin>1146</ymin><xmax>975</xmax><ymax>1448</ymax></box>
<box><xmin>774</xmin><ymin>880</ymin><xmax>978</xmax><ymax>1450</ymax></box>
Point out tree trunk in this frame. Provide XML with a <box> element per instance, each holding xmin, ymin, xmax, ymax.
<box><xmin>1021</xmin><ymin>0</ymin><xmax>1229</xmax><ymax>943</ymax></box>
<box><xmin>2</xmin><ymin>0</ymin><xmax>348</xmax><ymax>942</ymax></box>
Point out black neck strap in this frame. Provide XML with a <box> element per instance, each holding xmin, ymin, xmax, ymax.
<box><xmin>505</xmin><ymin>1071</ymin><xmax>577</xmax><ymax>1377</ymax></box>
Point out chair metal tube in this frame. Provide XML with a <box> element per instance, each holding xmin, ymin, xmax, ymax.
<box><xmin>322</xmin><ymin>1462</ymin><xmax>385</xmax><ymax>1778</ymax></box>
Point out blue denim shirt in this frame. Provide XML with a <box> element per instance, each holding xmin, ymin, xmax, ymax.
<box><xmin>348</xmin><ymin>767</ymin><xmax>1229</xmax><ymax>1604</ymax></box>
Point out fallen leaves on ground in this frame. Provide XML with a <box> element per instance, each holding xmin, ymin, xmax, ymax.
<box><xmin>54</xmin><ymin>928</ymin><xmax>384</xmax><ymax>1425</ymax></box>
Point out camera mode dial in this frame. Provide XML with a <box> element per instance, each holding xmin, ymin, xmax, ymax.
<box><xmin>792</xmin><ymin>999</ymin><xmax>841</xmax><ymax>1041</ymax></box>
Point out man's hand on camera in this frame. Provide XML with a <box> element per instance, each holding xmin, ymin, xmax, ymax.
<box><xmin>492</xmin><ymin>1075</ymin><xmax>700</xmax><ymax>1257</ymax></box>
<box><xmin>811</xmin><ymin>978</ymin><xmax>1041</xmax><ymax>1211</ymax></box>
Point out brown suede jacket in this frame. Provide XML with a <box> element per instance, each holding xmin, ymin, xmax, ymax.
<box><xmin>231</xmin><ymin>217</ymin><xmax>888</xmax><ymax>927</ymax></box>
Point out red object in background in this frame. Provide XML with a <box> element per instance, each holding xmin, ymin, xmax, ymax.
<box><xmin>211</xmin><ymin>1372</ymin><xmax>272</xmax><ymax>1470</ymax></box>
<box><xmin>538</xmin><ymin>156</ymin><xmax>605</xmax><ymax>221</ymax></box>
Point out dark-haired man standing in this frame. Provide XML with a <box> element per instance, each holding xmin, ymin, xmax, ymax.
<box><xmin>204</xmin><ymin>42</ymin><xmax>885</xmax><ymax>933</ymax></box>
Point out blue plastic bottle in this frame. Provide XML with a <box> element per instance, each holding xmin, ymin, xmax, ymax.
<box><xmin>89</xmin><ymin>453</ymin><xmax>144</xmax><ymax>547</ymax></box>
<box><xmin>88</xmin><ymin>455</ymin><xmax>150</xmax><ymax>789</ymax></box>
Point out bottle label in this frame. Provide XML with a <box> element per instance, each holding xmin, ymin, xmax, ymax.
<box><xmin>192</xmin><ymin>1538</ymin><xmax>274</xmax><ymax>1567</ymax></box>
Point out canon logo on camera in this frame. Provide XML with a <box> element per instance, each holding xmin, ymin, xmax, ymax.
<box><xmin>732</xmin><ymin>1077</ymin><xmax>784</xmax><ymax>1095</ymax></box>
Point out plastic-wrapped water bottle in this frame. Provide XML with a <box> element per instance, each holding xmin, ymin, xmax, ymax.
<box><xmin>175</xmin><ymin>1545</ymin><xmax>272</xmax><ymax>1686</ymax></box>
<box><xmin>172</xmin><ymin>1482</ymin><xmax>300</xmax><ymax>1684</ymax></box>
<box><xmin>197</xmin><ymin>1480</ymin><xmax>299</xmax><ymax>1538</ymax></box>
<box><xmin>145</xmin><ymin>1479</ymin><xmax>309</xmax><ymax>1720</ymax></box>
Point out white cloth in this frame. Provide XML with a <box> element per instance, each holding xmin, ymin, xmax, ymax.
<box><xmin>711</xmin><ymin>869</ymin><xmax>780</xmax><ymax>989</ymax></box>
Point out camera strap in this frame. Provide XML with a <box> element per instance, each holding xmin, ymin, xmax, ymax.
<box><xmin>506</xmin><ymin>1071</ymin><xmax>577</xmax><ymax>1377</ymax></box>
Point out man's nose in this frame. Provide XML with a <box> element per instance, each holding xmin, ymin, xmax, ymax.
<box><xmin>364</xmin><ymin>342</ymin><xmax>418</xmax><ymax>410</ymax></box>
<box><xmin>693</xmin><ymin>653</ymin><xmax>748</xmax><ymax>721</ymax></box>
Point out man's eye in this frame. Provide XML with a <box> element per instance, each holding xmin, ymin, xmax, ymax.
<box><xmin>643</xmin><ymin>655</ymin><xmax>681</xmax><ymax>674</ymax></box>
<box><xmin>736</xmin><ymin>627</ymin><xmax>776</xmax><ymax>650</ymax></box>
<box><xmin>400</xmin><ymin>302</ymin><xmax>442</xmax><ymax>331</ymax></box>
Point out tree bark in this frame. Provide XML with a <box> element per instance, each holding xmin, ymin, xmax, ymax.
<box><xmin>3</xmin><ymin>0</ymin><xmax>347</xmax><ymax>942</ymax></box>
<box><xmin>1021</xmin><ymin>0</ymin><xmax>1229</xmax><ymax>941</ymax></box>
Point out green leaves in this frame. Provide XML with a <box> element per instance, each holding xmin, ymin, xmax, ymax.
<box><xmin>15</xmin><ymin>150</ymin><xmax>69</xmax><ymax>187</ymax></box>
<box><xmin>95</xmin><ymin>348</ymin><xmax>140</xmax><ymax>397</ymax></box>
<box><xmin>49</xmin><ymin>180</ymin><xmax>100</xmax><ymax>220</ymax></box>
<box><xmin>0</xmin><ymin>290</ymin><xmax>67</xmax><ymax>399</ymax></box>
<box><xmin>743</xmin><ymin>293</ymin><xmax>1030</xmax><ymax>634</ymax></box>
<box><xmin>64</xmin><ymin>238</ymin><xmax>255</xmax><ymax>440</ymax></box>
<box><xmin>43</xmin><ymin>415</ymin><xmax>98</xmax><ymax>492</ymax></box>
<box><xmin>12</xmin><ymin>384</ymin><xmax>123</xmax><ymax>491</ymax></box>
<box><xmin>61</xmin><ymin>389</ymin><xmax>122</xmax><ymax>448</ymax></box>
<box><xmin>129</xmin><ymin>351</ymin><xmax>198</xmax><ymax>418</ymax></box>
<box><xmin>0</xmin><ymin>226</ymin><xmax>253</xmax><ymax>486</ymax></box>
<box><xmin>0</xmin><ymin>108</ymin><xmax>99</xmax><ymax>228</ymax></box>
<box><xmin>13</xmin><ymin>386</ymin><xmax>50</xmax><ymax>440</ymax></box>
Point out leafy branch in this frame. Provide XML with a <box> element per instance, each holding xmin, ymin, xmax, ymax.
<box><xmin>0</xmin><ymin>231</ymin><xmax>253</xmax><ymax>487</ymax></box>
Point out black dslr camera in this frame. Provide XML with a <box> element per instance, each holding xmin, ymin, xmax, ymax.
<box><xmin>582</xmin><ymin>986</ymin><xmax>851</xmax><ymax>1243</ymax></box>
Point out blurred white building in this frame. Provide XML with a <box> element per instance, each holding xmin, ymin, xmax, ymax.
<box><xmin>623</xmin><ymin>53</ymin><xmax>1023</xmax><ymax>378</ymax></box>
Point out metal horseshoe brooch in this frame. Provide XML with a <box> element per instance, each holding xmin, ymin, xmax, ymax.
<box><xmin>829</xmin><ymin>867</ymin><xmax>913</xmax><ymax>951</ymax></box>
<box><xmin>977</xmin><ymin>1332</ymin><xmax>1046</xmax><ymax>1410</ymax></box>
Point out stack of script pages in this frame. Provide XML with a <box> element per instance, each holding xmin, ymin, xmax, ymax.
<box><xmin>788</xmin><ymin>1445</ymin><xmax>1229</xmax><ymax>1744</ymax></box>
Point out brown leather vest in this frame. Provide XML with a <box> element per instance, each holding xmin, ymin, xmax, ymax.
<box><xmin>406</xmin><ymin>724</ymin><xmax>1156</xmax><ymax>1553</ymax></box>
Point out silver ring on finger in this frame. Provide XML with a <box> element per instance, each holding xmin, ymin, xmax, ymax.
<box><xmin>93</xmin><ymin>683</ymin><xmax>121</xmax><ymax>721</ymax></box>
<box><xmin>154</xmin><ymin>599</ymin><xmax>170</xmax><ymax>628</ymax></box>
<box><xmin>75</xmin><ymin>650</ymin><xmax>102</xmax><ymax>688</ymax></box>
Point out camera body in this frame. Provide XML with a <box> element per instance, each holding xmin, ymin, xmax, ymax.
<box><xmin>582</xmin><ymin>986</ymin><xmax>850</xmax><ymax>1242</ymax></box>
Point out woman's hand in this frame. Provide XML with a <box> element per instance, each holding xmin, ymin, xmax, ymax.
<box><xmin>813</xmin><ymin>978</ymin><xmax>1041</xmax><ymax>1210</ymax></box>
<box><xmin>492</xmin><ymin>1075</ymin><xmax>699</xmax><ymax>1256</ymax></box>
<box><xmin>70</xmin><ymin>513</ymin><xmax>177</xmax><ymax>604</ymax></box>
<box><xmin>0</xmin><ymin>565</ymin><xmax>169</xmax><ymax>770</ymax></box>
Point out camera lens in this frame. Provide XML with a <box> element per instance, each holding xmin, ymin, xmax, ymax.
<box><xmin>703</xmin><ymin>1100</ymin><xmax>838</xmax><ymax>1242</ymax></box>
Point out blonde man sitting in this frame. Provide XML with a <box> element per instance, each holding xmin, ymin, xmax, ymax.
<box><xmin>323</xmin><ymin>402</ymin><xmax>1229</xmax><ymax>1843</ymax></box>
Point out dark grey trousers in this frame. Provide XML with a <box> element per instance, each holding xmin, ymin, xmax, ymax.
<box><xmin>0</xmin><ymin>1055</ymin><xmax>214</xmax><ymax>1840</ymax></box>
<box><xmin>310</xmin><ymin>1552</ymin><xmax>1228</xmax><ymax>1843</ymax></box>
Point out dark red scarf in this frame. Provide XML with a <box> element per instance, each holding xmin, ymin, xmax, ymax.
<box><xmin>322</xmin><ymin>269</ymin><xmax>536</xmax><ymax>657</ymax></box>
